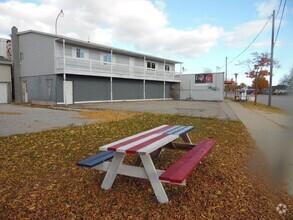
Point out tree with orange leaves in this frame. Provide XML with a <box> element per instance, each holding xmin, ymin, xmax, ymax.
<box><xmin>242</xmin><ymin>52</ymin><xmax>280</xmax><ymax>105</ymax></box>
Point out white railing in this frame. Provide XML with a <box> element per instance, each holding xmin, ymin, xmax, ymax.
<box><xmin>55</xmin><ymin>57</ymin><xmax>181</xmax><ymax>80</ymax></box>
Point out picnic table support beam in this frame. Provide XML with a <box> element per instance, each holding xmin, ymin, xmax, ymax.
<box><xmin>140</xmin><ymin>154</ymin><xmax>169</xmax><ymax>203</ymax></box>
<box><xmin>101</xmin><ymin>152</ymin><xmax>125</xmax><ymax>189</ymax></box>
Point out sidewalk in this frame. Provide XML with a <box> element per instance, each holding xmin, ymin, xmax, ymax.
<box><xmin>227</xmin><ymin>100</ymin><xmax>293</xmax><ymax>194</ymax></box>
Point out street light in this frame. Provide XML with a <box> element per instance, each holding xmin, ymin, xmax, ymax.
<box><xmin>55</xmin><ymin>9</ymin><xmax>64</xmax><ymax>35</ymax></box>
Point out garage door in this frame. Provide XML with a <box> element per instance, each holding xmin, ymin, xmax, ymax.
<box><xmin>0</xmin><ymin>83</ymin><xmax>8</xmax><ymax>103</ymax></box>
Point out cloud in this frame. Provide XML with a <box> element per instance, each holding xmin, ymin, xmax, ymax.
<box><xmin>0</xmin><ymin>0</ymin><xmax>223</xmax><ymax>58</ymax></box>
<box><xmin>255</xmin><ymin>0</ymin><xmax>278</xmax><ymax>18</ymax></box>
<box><xmin>225</xmin><ymin>19</ymin><xmax>272</xmax><ymax>48</ymax></box>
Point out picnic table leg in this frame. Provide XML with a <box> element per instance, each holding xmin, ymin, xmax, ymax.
<box><xmin>140</xmin><ymin>154</ymin><xmax>169</xmax><ymax>203</ymax></box>
<box><xmin>181</xmin><ymin>133</ymin><xmax>192</xmax><ymax>143</ymax></box>
<box><xmin>101</xmin><ymin>152</ymin><xmax>125</xmax><ymax>190</ymax></box>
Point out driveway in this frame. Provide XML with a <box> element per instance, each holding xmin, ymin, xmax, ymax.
<box><xmin>0</xmin><ymin>104</ymin><xmax>102</xmax><ymax>137</ymax></box>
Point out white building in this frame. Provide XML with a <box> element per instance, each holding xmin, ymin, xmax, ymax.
<box><xmin>180</xmin><ymin>72</ymin><xmax>224</xmax><ymax>101</ymax></box>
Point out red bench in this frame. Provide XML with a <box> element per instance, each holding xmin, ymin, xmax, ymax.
<box><xmin>159</xmin><ymin>140</ymin><xmax>216</xmax><ymax>183</ymax></box>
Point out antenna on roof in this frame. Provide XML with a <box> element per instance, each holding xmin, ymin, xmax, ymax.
<box><xmin>88</xmin><ymin>35</ymin><xmax>90</xmax><ymax>43</ymax></box>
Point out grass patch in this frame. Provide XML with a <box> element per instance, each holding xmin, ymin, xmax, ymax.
<box><xmin>75</xmin><ymin>109</ymin><xmax>141</xmax><ymax>122</ymax></box>
<box><xmin>0</xmin><ymin>111</ymin><xmax>21</xmax><ymax>115</ymax></box>
<box><xmin>240</xmin><ymin>101</ymin><xmax>288</xmax><ymax>115</ymax></box>
<box><xmin>0</xmin><ymin>113</ymin><xmax>292</xmax><ymax>219</ymax></box>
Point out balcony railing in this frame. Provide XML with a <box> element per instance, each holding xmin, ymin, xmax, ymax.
<box><xmin>55</xmin><ymin>57</ymin><xmax>181</xmax><ymax>81</ymax></box>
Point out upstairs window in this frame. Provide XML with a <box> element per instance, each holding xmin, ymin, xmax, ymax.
<box><xmin>165</xmin><ymin>64</ymin><xmax>170</xmax><ymax>71</ymax></box>
<box><xmin>147</xmin><ymin>61</ymin><xmax>156</xmax><ymax>69</ymax></box>
<box><xmin>103</xmin><ymin>54</ymin><xmax>112</xmax><ymax>63</ymax></box>
<box><xmin>76</xmin><ymin>48</ymin><xmax>85</xmax><ymax>58</ymax></box>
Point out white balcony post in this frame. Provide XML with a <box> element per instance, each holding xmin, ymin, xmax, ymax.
<box><xmin>143</xmin><ymin>56</ymin><xmax>146</xmax><ymax>99</ymax></box>
<box><xmin>110</xmin><ymin>49</ymin><xmax>113</xmax><ymax>75</ymax></box>
<box><xmin>110</xmin><ymin>49</ymin><xmax>113</xmax><ymax>101</ymax></box>
<box><xmin>164</xmin><ymin>60</ymin><xmax>166</xmax><ymax>79</ymax></box>
<box><xmin>62</xmin><ymin>39</ymin><xmax>67</xmax><ymax>106</ymax></box>
<box><xmin>163</xmin><ymin>81</ymin><xmax>165</xmax><ymax>100</ymax></box>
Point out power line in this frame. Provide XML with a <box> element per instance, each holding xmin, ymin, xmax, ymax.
<box><xmin>276</xmin><ymin>0</ymin><xmax>283</xmax><ymax>18</ymax></box>
<box><xmin>275</xmin><ymin>0</ymin><xmax>286</xmax><ymax>44</ymax></box>
<box><xmin>219</xmin><ymin>15</ymin><xmax>272</xmax><ymax>69</ymax></box>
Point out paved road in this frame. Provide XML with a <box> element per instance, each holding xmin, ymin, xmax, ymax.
<box><xmin>249</xmin><ymin>94</ymin><xmax>293</xmax><ymax>113</ymax></box>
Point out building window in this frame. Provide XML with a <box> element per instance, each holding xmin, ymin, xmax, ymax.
<box><xmin>165</xmin><ymin>64</ymin><xmax>170</xmax><ymax>71</ymax></box>
<box><xmin>76</xmin><ymin>48</ymin><xmax>85</xmax><ymax>58</ymax></box>
<box><xmin>103</xmin><ymin>54</ymin><xmax>112</xmax><ymax>63</ymax></box>
<box><xmin>147</xmin><ymin>61</ymin><xmax>156</xmax><ymax>69</ymax></box>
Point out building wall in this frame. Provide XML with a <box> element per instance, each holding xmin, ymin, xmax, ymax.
<box><xmin>145</xmin><ymin>80</ymin><xmax>164</xmax><ymax>99</ymax></box>
<box><xmin>55</xmin><ymin>74</ymin><xmax>177</xmax><ymax>103</ymax></box>
<box><xmin>19</xmin><ymin>32</ymin><xmax>55</xmax><ymax>77</ymax></box>
<box><xmin>180</xmin><ymin>73</ymin><xmax>224</xmax><ymax>101</ymax></box>
<box><xmin>0</xmin><ymin>65</ymin><xmax>11</xmax><ymax>82</ymax></box>
<box><xmin>56</xmin><ymin>75</ymin><xmax>111</xmax><ymax>103</ymax></box>
<box><xmin>113</xmin><ymin>78</ymin><xmax>143</xmax><ymax>100</ymax></box>
<box><xmin>20</xmin><ymin>75</ymin><xmax>57</xmax><ymax>103</ymax></box>
<box><xmin>0</xmin><ymin>64</ymin><xmax>12</xmax><ymax>103</ymax></box>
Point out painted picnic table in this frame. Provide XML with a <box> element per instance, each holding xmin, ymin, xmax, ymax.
<box><xmin>77</xmin><ymin>125</ymin><xmax>216</xmax><ymax>203</ymax></box>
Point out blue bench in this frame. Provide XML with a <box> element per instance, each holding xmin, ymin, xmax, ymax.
<box><xmin>159</xmin><ymin>140</ymin><xmax>216</xmax><ymax>183</ymax></box>
<box><xmin>76</xmin><ymin>151</ymin><xmax>115</xmax><ymax>168</ymax></box>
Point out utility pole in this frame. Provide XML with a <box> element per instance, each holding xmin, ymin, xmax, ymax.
<box><xmin>225</xmin><ymin>57</ymin><xmax>228</xmax><ymax>98</ymax></box>
<box><xmin>268</xmin><ymin>10</ymin><xmax>275</xmax><ymax>107</ymax></box>
<box><xmin>225</xmin><ymin>57</ymin><xmax>228</xmax><ymax>80</ymax></box>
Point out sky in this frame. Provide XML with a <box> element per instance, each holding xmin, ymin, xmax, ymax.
<box><xmin>0</xmin><ymin>0</ymin><xmax>292</xmax><ymax>86</ymax></box>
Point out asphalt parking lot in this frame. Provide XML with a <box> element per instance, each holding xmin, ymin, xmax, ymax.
<box><xmin>0</xmin><ymin>101</ymin><xmax>238</xmax><ymax>137</ymax></box>
<box><xmin>73</xmin><ymin>100</ymin><xmax>239</xmax><ymax>120</ymax></box>
<box><xmin>0</xmin><ymin>104</ymin><xmax>102</xmax><ymax>137</ymax></box>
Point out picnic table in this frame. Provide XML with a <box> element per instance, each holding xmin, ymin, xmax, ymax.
<box><xmin>77</xmin><ymin>125</ymin><xmax>216</xmax><ymax>203</ymax></box>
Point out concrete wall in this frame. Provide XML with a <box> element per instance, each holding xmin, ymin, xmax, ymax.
<box><xmin>180</xmin><ymin>73</ymin><xmax>224</xmax><ymax>101</ymax></box>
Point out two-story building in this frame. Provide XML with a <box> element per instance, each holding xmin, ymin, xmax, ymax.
<box><xmin>11</xmin><ymin>27</ymin><xmax>182</xmax><ymax>105</ymax></box>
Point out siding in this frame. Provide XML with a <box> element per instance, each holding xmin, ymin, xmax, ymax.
<box><xmin>19</xmin><ymin>33</ymin><xmax>55</xmax><ymax>77</ymax></box>
<box><xmin>0</xmin><ymin>65</ymin><xmax>11</xmax><ymax>82</ymax></box>
<box><xmin>115</xmin><ymin>54</ymin><xmax>129</xmax><ymax>65</ymax></box>
<box><xmin>21</xmin><ymin>75</ymin><xmax>57</xmax><ymax>102</ymax></box>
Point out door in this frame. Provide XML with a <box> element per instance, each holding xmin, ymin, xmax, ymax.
<box><xmin>21</xmin><ymin>81</ymin><xmax>28</xmax><ymax>102</ymax></box>
<box><xmin>0</xmin><ymin>83</ymin><xmax>8</xmax><ymax>103</ymax></box>
<box><xmin>64</xmin><ymin>81</ymin><xmax>73</xmax><ymax>104</ymax></box>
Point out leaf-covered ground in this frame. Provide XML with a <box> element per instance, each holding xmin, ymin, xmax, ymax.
<box><xmin>240</xmin><ymin>101</ymin><xmax>289</xmax><ymax>115</ymax></box>
<box><xmin>0</xmin><ymin>113</ymin><xmax>292</xmax><ymax>219</ymax></box>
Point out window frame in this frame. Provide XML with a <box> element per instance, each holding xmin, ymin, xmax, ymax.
<box><xmin>147</xmin><ymin>61</ymin><xmax>156</xmax><ymax>70</ymax></box>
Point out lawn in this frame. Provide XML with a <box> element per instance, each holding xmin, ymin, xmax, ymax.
<box><xmin>0</xmin><ymin>113</ymin><xmax>292</xmax><ymax>219</ymax></box>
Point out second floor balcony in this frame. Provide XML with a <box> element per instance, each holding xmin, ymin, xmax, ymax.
<box><xmin>55</xmin><ymin>57</ymin><xmax>181</xmax><ymax>81</ymax></box>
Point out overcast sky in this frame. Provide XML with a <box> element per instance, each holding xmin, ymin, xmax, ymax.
<box><xmin>0</xmin><ymin>0</ymin><xmax>292</xmax><ymax>85</ymax></box>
